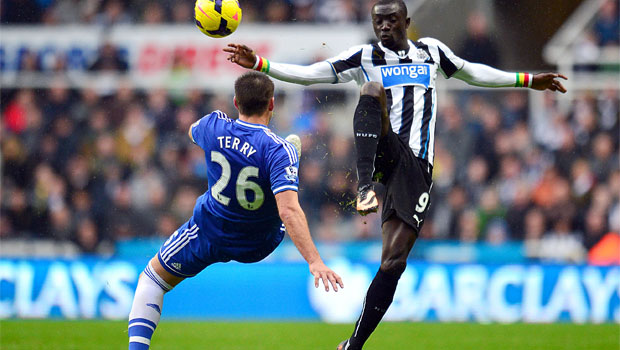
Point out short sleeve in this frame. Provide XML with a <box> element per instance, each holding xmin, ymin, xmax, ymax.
<box><xmin>269</xmin><ymin>141</ymin><xmax>300</xmax><ymax>195</ymax></box>
<box><xmin>326</xmin><ymin>45</ymin><xmax>366</xmax><ymax>84</ymax></box>
<box><xmin>189</xmin><ymin>111</ymin><xmax>218</xmax><ymax>149</ymax></box>
<box><xmin>419</xmin><ymin>37</ymin><xmax>465</xmax><ymax>79</ymax></box>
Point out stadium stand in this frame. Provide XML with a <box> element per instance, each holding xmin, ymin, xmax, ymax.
<box><xmin>1</xmin><ymin>82</ymin><xmax>617</xmax><ymax>261</ymax></box>
<box><xmin>0</xmin><ymin>0</ymin><xmax>378</xmax><ymax>25</ymax></box>
<box><xmin>1</xmin><ymin>0</ymin><xmax>618</xmax><ymax>265</ymax></box>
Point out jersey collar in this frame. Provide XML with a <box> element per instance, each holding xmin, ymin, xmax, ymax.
<box><xmin>236</xmin><ymin>119</ymin><xmax>270</xmax><ymax>130</ymax></box>
<box><xmin>378</xmin><ymin>40</ymin><xmax>414</xmax><ymax>58</ymax></box>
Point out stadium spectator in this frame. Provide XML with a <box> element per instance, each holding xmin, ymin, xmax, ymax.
<box><xmin>2</xmin><ymin>90</ymin><xmax>35</xmax><ymax>133</ymax></box>
<box><xmin>292</xmin><ymin>0</ymin><xmax>315</xmax><ymax>23</ymax></box>
<box><xmin>473</xmin><ymin>102</ymin><xmax>502</xmax><ymax>177</ymax></box>
<box><xmin>591</xmin><ymin>132</ymin><xmax>618</xmax><ymax>181</ymax></box>
<box><xmin>265</xmin><ymin>0</ymin><xmax>291</xmax><ymax>23</ymax></box>
<box><xmin>584</xmin><ymin>207</ymin><xmax>609</xmax><ymax>250</ymax></box>
<box><xmin>437</xmin><ymin>97</ymin><xmax>473</xmax><ymax>171</ymax></box>
<box><xmin>145</xmin><ymin>88</ymin><xmax>174</xmax><ymax>133</ymax></box>
<box><xmin>458</xmin><ymin>11</ymin><xmax>501</xmax><ymax>67</ymax></box>
<box><xmin>597</xmin><ymin>89</ymin><xmax>619</xmax><ymax>135</ymax></box>
<box><xmin>464</xmin><ymin>156</ymin><xmax>489</xmax><ymax>203</ymax></box>
<box><xmin>171</xmin><ymin>1</ymin><xmax>192</xmax><ymax>23</ymax></box>
<box><xmin>93</xmin><ymin>0</ymin><xmax>131</xmax><ymax>26</ymax></box>
<box><xmin>141</xmin><ymin>1</ymin><xmax>166</xmax><ymax>24</ymax></box>
<box><xmin>298</xmin><ymin>159</ymin><xmax>328</xmax><ymax>227</ymax></box>
<box><xmin>570</xmin><ymin>158</ymin><xmax>596</xmax><ymax>203</ymax></box>
<box><xmin>523</xmin><ymin>208</ymin><xmax>547</xmax><ymax>259</ymax></box>
<box><xmin>477</xmin><ymin>187</ymin><xmax>507</xmax><ymax>239</ymax></box>
<box><xmin>537</xmin><ymin>217</ymin><xmax>586</xmax><ymax>263</ymax></box>
<box><xmin>457</xmin><ymin>209</ymin><xmax>480</xmax><ymax>243</ymax></box>
<box><xmin>505</xmin><ymin>181</ymin><xmax>532</xmax><ymax>240</ymax></box>
<box><xmin>5</xmin><ymin>187</ymin><xmax>36</xmax><ymax>236</ymax></box>
<box><xmin>500</xmin><ymin>91</ymin><xmax>528</xmax><ymax>127</ymax></box>
<box><xmin>74</xmin><ymin>216</ymin><xmax>112</xmax><ymax>254</ymax></box>
<box><xmin>105</xmin><ymin>182</ymin><xmax>153</xmax><ymax>238</ymax></box>
<box><xmin>89</xmin><ymin>41</ymin><xmax>129</xmax><ymax>72</ymax></box>
<box><xmin>593</xmin><ymin>0</ymin><xmax>620</xmax><ymax>46</ymax></box>
<box><xmin>436</xmin><ymin>185</ymin><xmax>468</xmax><ymax>240</ymax></box>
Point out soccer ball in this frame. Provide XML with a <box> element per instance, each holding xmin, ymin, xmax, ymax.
<box><xmin>194</xmin><ymin>0</ymin><xmax>242</xmax><ymax>38</ymax></box>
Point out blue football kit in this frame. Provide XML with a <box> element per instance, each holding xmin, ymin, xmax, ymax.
<box><xmin>157</xmin><ymin>110</ymin><xmax>300</xmax><ymax>277</ymax></box>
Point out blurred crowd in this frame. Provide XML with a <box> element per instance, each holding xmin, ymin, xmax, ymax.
<box><xmin>1</xmin><ymin>0</ymin><xmax>619</xmax><ymax>263</ymax></box>
<box><xmin>1</xmin><ymin>81</ymin><xmax>618</xmax><ymax>262</ymax></box>
<box><xmin>2</xmin><ymin>0</ymin><xmax>618</xmax><ymax>41</ymax></box>
<box><xmin>1</xmin><ymin>0</ymin><xmax>375</xmax><ymax>25</ymax></box>
<box><xmin>428</xmin><ymin>89</ymin><xmax>619</xmax><ymax>263</ymax></box>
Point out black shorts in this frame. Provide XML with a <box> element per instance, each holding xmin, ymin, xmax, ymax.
<box><xmin>373</xmin><ymin>130</ymin><xmax>433</xmax><ymax>235</ymax></box>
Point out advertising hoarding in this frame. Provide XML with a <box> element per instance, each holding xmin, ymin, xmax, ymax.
<box><xmin>1</xmin><ymin>258</ymin><xmax>618</xmax><ymax>323</ymax></box>
<box><xmin>0</xmin><ymin>25</ymin><xmax>368</xmax><ymax>90</ymax></box>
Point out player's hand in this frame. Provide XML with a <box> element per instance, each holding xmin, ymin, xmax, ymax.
<box><xmin>223</xmin><ymin>43</ymin><xmax>256</xmax><ymax>69</ymax></box>
<box><xmin>309</xmin><ymin>261</ymin><xmax>344</xmax><ymax>292</ymax></box>
<box><xmin>531</xmin><ymin>73</ymin><xmax>568</xmax><ymax>93</ymax></box>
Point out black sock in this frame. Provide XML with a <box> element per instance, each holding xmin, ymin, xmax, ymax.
<box><xmin>353</xmin><ymin>95</ymin><xmax>382</xmax><ymax>188</ymax></box>
<box><xmin>348</xmin><ymin>269</ymin><xmax>400</xmax><ymax>350</ymax></box>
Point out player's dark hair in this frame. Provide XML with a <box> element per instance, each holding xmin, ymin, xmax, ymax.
<box><xmin>373</xmin><ymin>0</ymin><xmax>408</xmax><ymax>16</ymax></box>
<box><xmin>234</xmin><ymin>71</ymin><xmax>274</xmax><ymax>116</ymax></box>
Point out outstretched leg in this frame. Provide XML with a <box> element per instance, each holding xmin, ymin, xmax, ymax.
<box><xmin>354</xmin><ymin>82</ymin><xmax>389</xmax><ymax>215</ymax></box>
<box><xmin>339</xmin><ymin>217</ymin><xmax>416</xmax><ymax>350</ymax></box>
<box><xmin>128</xmin><ymin>257</ymin><xmax>183</xmax><ymax>350</ymax></box>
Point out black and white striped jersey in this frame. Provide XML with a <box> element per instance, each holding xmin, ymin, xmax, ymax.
<box><xmin>326</xmin><ymin>38</ymin><xmax>465</xmax><ymax>165</ymax></box>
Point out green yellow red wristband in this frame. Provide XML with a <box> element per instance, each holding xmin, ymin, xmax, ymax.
<box><xmin>515</xmin><ymin>72</ymin><xmax>533</xmax><ymax>88</ymax></box>
<box><xmin>253</xmin><ymin>55</ymin><xmax>270</xmax><ymax>73</ymax></box>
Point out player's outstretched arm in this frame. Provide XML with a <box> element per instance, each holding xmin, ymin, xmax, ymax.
<box><xmin>275</xmin><ymin>190</ymin><xmax>344</xmax><ymax>292</ymax></box>
<box><xmin>224</xmin><ymin>43</ymin><xmax>336</xmax><ymax>86</ymax></box>
<box><xmin>453</xmin><ymin>61</ymin><xmax>568</xmax><ymax>93</ymax></box>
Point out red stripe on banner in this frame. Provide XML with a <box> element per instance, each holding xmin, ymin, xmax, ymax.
<box><xmin>256</xmin><ymin>57</ymin><xmax>263</xmax><ymax>72</ymax></box>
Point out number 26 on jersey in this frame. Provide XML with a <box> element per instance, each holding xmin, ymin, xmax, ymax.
<box><xmin>210</xmin><ymin>151</ymin><xmax>264</xmax><ymax>210</ymax></box>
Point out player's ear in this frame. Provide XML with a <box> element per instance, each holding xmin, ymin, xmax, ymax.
<box><xmin>233</xmin><ymin>96</ymin><xmax>239</xmax><ymax>111</ymax></box>
<box><xmin>406</xmin><ymin>17</ymin><xmax>411</xmax><ymax>29</ymax></box>
<box><xmin>268</xmin><ymin>97</ymin><xmax>274</xmax><ymax>111</ymax></box>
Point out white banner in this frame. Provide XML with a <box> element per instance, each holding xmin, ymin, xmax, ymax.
<box><xmin>0</xmin><ymin>25</ymin><xmax>369</xmax><ymax>90</ymax></box>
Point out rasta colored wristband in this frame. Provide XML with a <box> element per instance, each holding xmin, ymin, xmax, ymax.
<box><xmin>515</xmin><ymin>72</ymin><xmax>533</xmax><ymax>88</ymax></box>
<box><xmin>253</xmin><ymin>55</ymin><xmax>270</xmax><ymax>73</ymax></box>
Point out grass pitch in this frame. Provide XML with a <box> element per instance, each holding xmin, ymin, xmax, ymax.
<box><xmin>0</xmin><ymin>320</ymin><xmax>618</xmax><ymax>350</ymax></box>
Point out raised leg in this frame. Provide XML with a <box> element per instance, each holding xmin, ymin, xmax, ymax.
<box><xmin>354</xmin><ymin>82</ymin><xmax>389</xmax><ymax>215</ymax></box>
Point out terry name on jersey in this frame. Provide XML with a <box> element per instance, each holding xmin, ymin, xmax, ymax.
<box><xmin>380</xmin><ymin>63</ymin><xmax>432</xmax><ymax>89</ymax></box>
<box><xmin>217</xmin><ymin>136</ymin><xmax>257</xmax><ymax>158</ymax></box>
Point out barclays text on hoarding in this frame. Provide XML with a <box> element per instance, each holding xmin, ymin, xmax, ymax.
<box><xmin>0</xmin><ymin>258</ymin><xmax>618</xmax><ymax>323</ymax></box>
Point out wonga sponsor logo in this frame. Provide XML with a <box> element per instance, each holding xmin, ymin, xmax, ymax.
<box><xmin>380</xmin><ymin>64</ymin><xmax>431</xmax><ymax>89</ymax></box>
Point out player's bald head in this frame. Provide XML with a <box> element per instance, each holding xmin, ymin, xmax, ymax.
<box><xmin>373</xmin><ymin>0</ymin><xmax>408</xmax><ymax>17</ymax></box>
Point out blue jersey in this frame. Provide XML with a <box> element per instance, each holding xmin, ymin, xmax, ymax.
<box><xmin>189</xmin><ymin>110</ymin><xmax>299</xmax><ymax>245</ymax></box>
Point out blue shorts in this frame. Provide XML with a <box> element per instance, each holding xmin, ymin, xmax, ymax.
<box><xmin>157</xmin><ymin>215</ymin><xmax>285</xmax><ymax>278</ymax></box>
